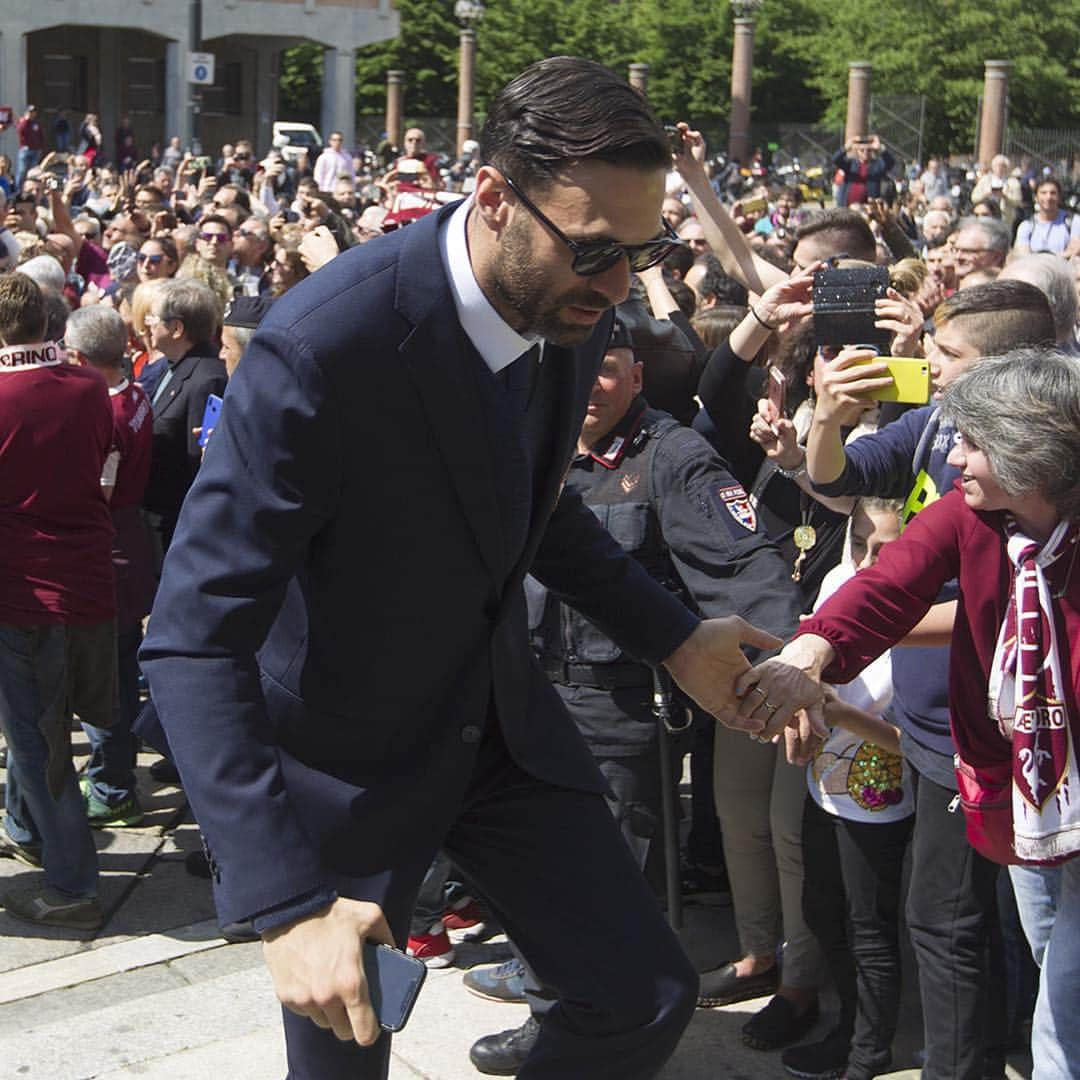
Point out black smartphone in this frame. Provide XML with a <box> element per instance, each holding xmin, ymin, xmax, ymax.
<box><xmin>811</xmin><ymin>265</ymin><xmax>890</xmax><ymax>351</ymax></box>
<box><xmin>364</xmin><ymin>943</ymin><xmax>427</xmax><ymax>1032</ymax></box>
<box><xmin>663</xmin><ymin>125</ymin><xmax>685</xmax><ymax>157</ymax></box>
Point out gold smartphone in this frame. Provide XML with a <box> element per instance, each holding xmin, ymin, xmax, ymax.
<box><xmin>853</xmin><ymin>356</ymin><xmax>930</xmax><ymax>404</ymax></box>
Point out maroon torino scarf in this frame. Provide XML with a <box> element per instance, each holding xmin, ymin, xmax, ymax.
<box><xmin>989</xmin><ymin>517</ymin><xmax>1080</xmax><ymax>862</ymax></box>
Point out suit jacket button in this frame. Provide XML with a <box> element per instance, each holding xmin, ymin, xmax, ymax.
<box><xmin>461</xmin><ymin>724</ymin><xmax>483</xmax><ymax>744</ymax></box>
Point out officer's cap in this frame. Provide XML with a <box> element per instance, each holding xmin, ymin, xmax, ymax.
<box><xmin>223</xmin><ymin>295</ymin><xmax>273</xmax><ymax>329</ymax></box>
<box><xmin>607</xmin><ymin>317</ymin><xmax>633</xmax><ymax>352</ymax></box>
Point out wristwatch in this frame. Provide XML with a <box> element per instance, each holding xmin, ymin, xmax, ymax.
<box><xmin>775</xmin><ymin>459</ymin><xmax>808</xmax><ymax>481</ymax></box>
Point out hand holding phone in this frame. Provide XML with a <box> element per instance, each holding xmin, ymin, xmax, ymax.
<box><xmin>813</xmin><ymin>346</ymin><xmax>892</xmax><ymax>427</ymax></box>
<box><xmin>198</xmin><ymin>394</ymin><xmax>223</xmax><ymax>449</ymax></box>
<box><xmin>664</xmin><ymin>125</ymin><xmax>686</xmax><ymax>158</ymax></box>
<box><xmin>767</xmin><ymin>365</ymin><xmax>787</xmax><ymax>419</ymax></box>
<box><xmin>850</xmin><ymin>356</ymin><xmax>930</xmax><ymax>404</ymax></box>
<box><xmin>263</xmin><ymin>896</ymin><xmax>396</xmax><ymax>1047</ymax></box>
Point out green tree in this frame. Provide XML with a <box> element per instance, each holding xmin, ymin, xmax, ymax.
<box><xmin>354</xmin><ymin>0</ymin><xmax>461</xmax><ymax>117</ymax></box>
<box><xmin>278</xmin><ymin>42</ymin><xmax>323</xmax><ymax>125</ymax></box>
<box><xmin>798</xmin><ymin>0</ymin><xmax>1080</xmax><ymax>153</ymax></box>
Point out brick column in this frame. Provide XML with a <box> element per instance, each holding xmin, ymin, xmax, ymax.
<box><xmin>844</xmin><ymin>62</ymin><xmax>872</xmax><ymax>145</ymax></box>
<box><xmin>385</xmin><ymin>69</ymin><xmax>404</xmax><ymax>150</ymax></box>
<box><xmin>728</xmin><ymin>18</ymin><xmax>754</xmax><ymax>164</ymax></box>
<box><xmin>977</xmin><ymin>60</ymin><xmax>1010</xmax><ymax>169</ymax></box>
<box><xmin>628</xmin><ymin>63</ymin><xmax>648</xmax><ymax>97</ymax></box>
<box><xmin>456</xmin><ymin>28</ymin><xmax>477</xmax><ymax>156</ymax></box>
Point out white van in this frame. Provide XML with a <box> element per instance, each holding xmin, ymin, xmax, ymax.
<box><xmin>272</xmin><ymin>122</ymin><xmax>323</xmax><ymax>164</ymax></box>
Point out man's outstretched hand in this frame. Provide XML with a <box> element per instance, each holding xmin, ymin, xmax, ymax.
<box><xmin>663</xmin><ymin>617</ymin><xmax>781</xmax><ymax>727</ymax></box>
<box><xmin>263</xmin><ymin>897</ymin><xmax>394</xmax><ymax>1046</ymax></box>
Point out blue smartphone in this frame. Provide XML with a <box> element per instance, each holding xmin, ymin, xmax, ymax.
<box><xmin>198</xmin><ymin>393</ymin><xmax>223</xmax><ymax>449</ymax></box>
<box><xmin>364</xmin><ymin>943</ymin><xmax>427</xmax><ymax>1032</ymax></box>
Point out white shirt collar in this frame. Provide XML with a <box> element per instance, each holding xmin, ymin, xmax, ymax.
<box><xmin>438</xmin><ymin>196</ymin><xmax>538</xmax><ymax>375</ymax></box>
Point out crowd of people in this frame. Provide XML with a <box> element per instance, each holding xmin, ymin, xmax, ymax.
<box><xmin>0</xmin><ymin>56</ymin><xmax>1078</xmax><ymax>1080</ymax></box>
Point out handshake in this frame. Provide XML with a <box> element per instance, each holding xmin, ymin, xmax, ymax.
<box><xmin>662</xmin><ymin>617</ymin><xmax>832</xmax><ymax>764</ymax></box>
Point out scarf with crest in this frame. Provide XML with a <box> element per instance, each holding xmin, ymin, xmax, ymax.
<box><xmin>988</xmin><ymin>517</ymin><xmax>1080</xmax><ymax>862</ymax></box>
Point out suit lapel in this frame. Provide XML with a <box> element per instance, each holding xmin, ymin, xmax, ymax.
<box><xmin>505</xmin><ymin>314</ymin><xmax>613</xmax><ymax>584</ymax></box>
<box><xmin>153</xmin><ymin>353</ymin><xmax>198</xmax><ymax>419</ymax></box>
<box><xmin>395</xmin><ymin>209</ymin><xmax>507</xmax><ymax>590</ymax></box>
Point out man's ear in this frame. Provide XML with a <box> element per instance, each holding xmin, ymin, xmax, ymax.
<box><xmin>631</xmin><ymin>360</ymin><xmax>644</xmax><ymax>395</ymax></box>
<box><xmin>472</xmin><ymin>166</ymin><xmax>511</xmax><ymax>236</ymax></box>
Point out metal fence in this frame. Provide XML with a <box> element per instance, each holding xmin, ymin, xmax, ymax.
<box><xmin>356</xmin><ymin>114</ymin><xmax>462</xmax><ymax>152</ymax></box>
<box><xmin>870</xmin><ymin>94</ymin><xmax>926</xmax><ymax>167</ymax></box>
<box><xmin>1003</xmin><ymin>127</ymin><xmax>1080</xmax><ymax>178</ymax></box>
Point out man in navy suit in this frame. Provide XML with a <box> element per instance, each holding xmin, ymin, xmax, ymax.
<box><xmin>141</xmin><ymin>58</ymin><xmax>821</xmax><ymax>1078</ymax></box>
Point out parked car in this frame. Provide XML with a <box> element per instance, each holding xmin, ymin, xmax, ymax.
<box><xmin>272</xmin><ymin>122</ymin><xmax>322</xmax><ymax>164</ymax></box>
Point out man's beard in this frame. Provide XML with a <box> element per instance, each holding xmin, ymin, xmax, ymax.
<box><xmin>489</xmin><ymin>214</ymin><xmax>612</xmax><ymax>346</ymax></box>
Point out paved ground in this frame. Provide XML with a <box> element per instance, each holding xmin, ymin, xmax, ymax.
<box><xmin>0</xmin><ymin>736</ymin><xmax>1034</xmax><ymax>1080</ymax></box>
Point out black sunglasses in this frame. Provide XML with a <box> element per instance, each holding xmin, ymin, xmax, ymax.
<box><xmin>501</xmin><ymin>174</ymin><xmax>685</xmax><ymax>277</ymax></box>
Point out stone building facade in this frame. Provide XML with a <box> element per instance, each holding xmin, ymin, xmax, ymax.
<box><xmin>0</xmin><ymin>0</ymin><xmax>398</xmax><ymax>160</ymax></box>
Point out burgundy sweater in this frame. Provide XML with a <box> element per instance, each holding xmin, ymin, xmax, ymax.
<box><xmin>798</xmin><ymin>488</ymin><xmax>1080</xmax><ymax>776</ymax></box>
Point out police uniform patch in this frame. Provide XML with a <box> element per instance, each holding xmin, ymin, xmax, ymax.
<box><xmin>712</xmin><ymin>482</ymin><xmax>757</xmax><ymax>533</ymax></box>
<box><xmin>620</xmin><ymin>472</ymin><xmax>641</xmax><ymax>494</ymax></box>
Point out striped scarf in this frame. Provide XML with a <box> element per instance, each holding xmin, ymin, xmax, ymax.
<box><xmin>988</xmin><ymin>517</ymin><xmax>1080</xmax><ymax>863</ymax></box>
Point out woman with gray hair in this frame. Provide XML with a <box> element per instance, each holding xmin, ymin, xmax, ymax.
<box><xmin>743</xmin><ymin>347</ymin><xmax>1080</xmax><ymax>1078</ymax></box>
<box><xmin>1000</xmin><ymin>253</ymin><xmax>1079</xmax><ymax>349</ymax></box>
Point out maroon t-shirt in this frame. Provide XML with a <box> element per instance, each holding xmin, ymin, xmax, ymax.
<box><xmin>108</xmin><ymin>378</ymin><xmax>153</xmax><ymax>510</ymax></box>
<box><xmin>107</xmin><ymin>378</ymin><xmax>156</xmax><ymax>627</ymax></box>
<box><xmin>76</xmin><ymin>240</ymin><xmax>111</xmax><ymax>290</ymax></box>
<box><xmin>0</xmin><ymin>345</ymin><xmax>115</xmax><ymax>624</ymax></box>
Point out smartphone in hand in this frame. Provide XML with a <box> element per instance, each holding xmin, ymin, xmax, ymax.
<box><xmin>364</xmin><ymin>943</ymin><xmax>427</xmax><ymax>1032</ymax></box>
<box><xmin>767</xmin><ymin>366</ymin><xmax>788</xmax><ymax>418</ymax></box>
<box><xmin>198</xmin><ymin>394</ymin><xmax>223</xmax><ymax>449</ymax></box>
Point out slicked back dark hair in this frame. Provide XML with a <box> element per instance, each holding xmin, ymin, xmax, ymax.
<box><xmin>795</xmin><ymin>209</ymin><xmax>876</xmax><ymax>263</ymax></box>
<box><xmin>934</xmin><ymin>279</ymin><xmax>1055</xmax><ymax>356</ymax></box>
<box><xmin>480</xmin><ymin>57</ymin><xmax>669</xmax><ymax>192</ymax></box>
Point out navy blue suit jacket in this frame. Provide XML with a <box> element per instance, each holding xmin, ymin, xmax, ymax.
<box><xmin>140</xmin><ymin>205</ymin><xmax>699</xmax><ymax>925</ymax></box>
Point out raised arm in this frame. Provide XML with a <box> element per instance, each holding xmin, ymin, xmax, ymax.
<box><xmin>672</xmin><ymin>124</ymin><xmax>786</xmax><ymax>296</ymax></box>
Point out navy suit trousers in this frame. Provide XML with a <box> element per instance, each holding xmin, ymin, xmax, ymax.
<box><xmin>281</xmin><ymin>721</ymin><xmax>698</xmax><ymax>1079</ymax></box>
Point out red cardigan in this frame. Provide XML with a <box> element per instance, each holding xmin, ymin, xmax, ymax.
<box><xmin>798</xmin><ymin>489</ymin><xmax>1080</xmax><ymax>775</ymax></box>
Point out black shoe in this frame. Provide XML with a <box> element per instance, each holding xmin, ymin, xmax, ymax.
<box><xmin>697</xmin><ymin>961</ymin><xmax>779</xmax><ymax>1007</ymax></box>
<box><xmin>469</xmin><ymin>1016</ymin><xmax>540</xmax><ymax>1076</ymax></box>
<box><xmin>742</xmin><ymin>995</ymin><xmax>820</xmax><ymax>1051</ymax></box>
<box><xmin>781</xmin><ymin>1027</ymin><xmax>850</xmax><ymax>1078</ymax></box>
<box><xmin>149</xmin><ymin>757</ymin><xmax>181</xmax><ymax>784</ymax></box>
<box><xmin>220</xmin><ymin>919</ymin><xmax>260</xmax><ymax>944</ymax></box>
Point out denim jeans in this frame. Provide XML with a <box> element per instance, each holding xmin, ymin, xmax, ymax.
<box><xmin>81</xmin><ymin>624</ymin><xmax>142</xmax><ymax>805</ymax></box>
<box><xmin>15</xmin><ymin>147</ymin><xmax>40</xmax><ymax>190</ymax></box>
<box><xmin>0</xmin><ymin>624</ymin><xmax>99</xmax><ymax>897</ymax></box>
<box><xmin>1009</xmin><ymin>861</ymin><xmax>1076</xmax><ymax>1080</ymax></box>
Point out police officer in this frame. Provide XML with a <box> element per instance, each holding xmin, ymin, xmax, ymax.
<box><xmin>467</xmin><ymin>318</ymin><xmax>803</xmax><ymax>1076</ymax></box>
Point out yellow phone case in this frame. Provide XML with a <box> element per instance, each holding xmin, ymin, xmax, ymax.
<box><xmin>854</xmin><ymin>356</ymin><xmax>931</xmax><ymax>405</ymax></box>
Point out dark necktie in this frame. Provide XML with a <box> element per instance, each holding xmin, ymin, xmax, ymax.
<box><xmin>499</xmin><ymin>343</ymin><xmax>542</xmax><ymax>413</ymax></box>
